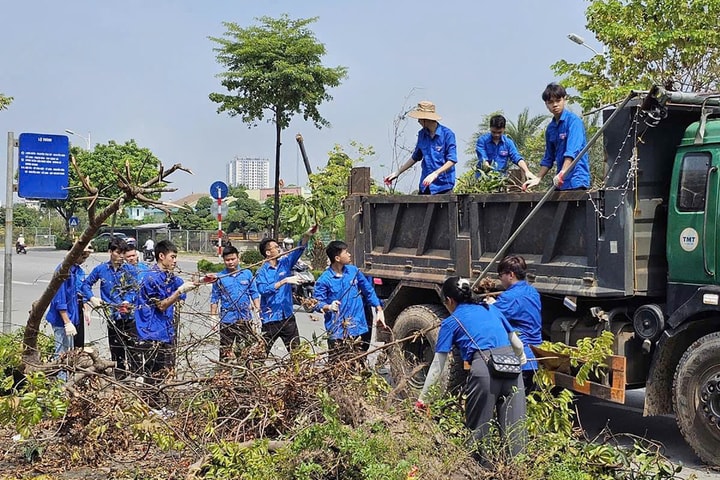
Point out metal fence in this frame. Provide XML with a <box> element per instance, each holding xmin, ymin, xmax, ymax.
<box><xmin>2</xmin><ymin>226</ymin><xmax>262</xmax><ymax>254</ymax></box>
<box><xmin>6</xmin><ymin>227</ymin><xmax>54</xmax><ymax>247</ymax></box>
<box><xmin>166</xmin><ymin>230</ymin><xmax>216</xmax><ymax>254</ymax></box>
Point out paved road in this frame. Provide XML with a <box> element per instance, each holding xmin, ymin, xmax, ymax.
<box><xmin>1</xmin><ymin>248</ymin><xmax>718</xmax><ymax>478</ymax></box>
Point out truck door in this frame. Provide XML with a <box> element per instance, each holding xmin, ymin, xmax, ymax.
<box><xmin>667</xmin><ymin>150</ymin><xmax>719</xmax><ymax>284</ymax></box>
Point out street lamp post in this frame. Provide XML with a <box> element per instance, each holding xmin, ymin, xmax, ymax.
<box><xmin>567</xmin><ymin>33</ymin><xmax>601</xmax><ymax>56</ymax></box>
<box><xmin>64</xmin><ymin>129</ymin><xmax>91</xmax><ymax>150</ymax></box>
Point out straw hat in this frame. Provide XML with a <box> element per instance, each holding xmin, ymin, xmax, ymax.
<box><xmin>407</xmin><ymin>100</ymin><xmax>441</xmax><ymax>121</ymax></box>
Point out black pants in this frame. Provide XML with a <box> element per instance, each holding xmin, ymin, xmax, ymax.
<box><xmin>466</xmin><ymin>348</ymin><xmax>527</xmax><ymax>457</ymax></box>
<box><xmin>75</xmin><ymin>299</ymin><xmax>85</xmax><ymax>349</ymax></box>
<box><xmin>359</xmin><ymin>302</ymin><xmax>374</xmax><ymax>352</ymax></box>
<box><xmin>261</xmin><ymin>316</ymin><xmax>300</xmax><ymax>354</ymax></box>
<box><xmin>130</xmin><ymin>341</ymin><xmax>174</xmax><ymax>408</ymax></box>
<box><xmin>419</xmin><ymin>187</ymin><xmax>452</xmax><ymax>195</ymax></box>
<box><xmin>522</xmin><ymin>369</ymin><xmax>536</xmax><ymax>396</ymax></box>
<box><xmin>219</xmin><ymin>321</ymin><xmax>256</xmax><ymax>358</ymax></box>
<box><xmin>107</xmin><ymin>317</ymin><xmax>135</xmax><ymax>379</ymax></box>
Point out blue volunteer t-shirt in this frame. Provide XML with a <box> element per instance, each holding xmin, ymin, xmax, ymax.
<box><xmin>475</xmin><ymin>133</ymin><xmax>524</xmax><ymax>174</ymax></box>
<box><xmin>436</xmin><ymin>303</ymin><xmax>512</xmax><ymax>361</ymax></box>
<box><xmin>313</xmin><ymin>264</ymin><xmax>381</xmax><ymax>340</ymax></box>
<box><xmin>210</xmin><ymin>268</ymin><xmax>259</xmax><ymax>324</ymax></box>
<box><xmin>493</xmin><ymin>280</ymin><xmax>542</xmax><ymax>370</ymax></box>
<box><xmin>540</xmin><ymin>109</ymin><xmax>590</xmax><ymax>190</ymax></box>
<box><xmin>134</xmin><ymin>266</ymin><xmax>185</xmax><ymax>343</ymax></box>
<box><xmin>256</xmin><ymin>242</ymin><xmax>306</xmax><ymax>324</ymax></box>
<box><xmin>411</xmin><ymin>123</ymin><xmax>457</xmax><ymax>194</ymax></box>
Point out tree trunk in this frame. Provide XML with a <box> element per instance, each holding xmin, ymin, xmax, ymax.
<box><xmin>273</xmin><ymin>112</ymin><xmax>282</xmax><ymax>239</ymax></box>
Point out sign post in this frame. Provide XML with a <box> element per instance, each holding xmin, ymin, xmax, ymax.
<box><xmin>69</xmin><ymin>216</ymin><xmax>79</xmax><ymax>239</ymax></box>
<box><xmin>209</xmin><ymin>181</ymin><xmax>228</xmax><ymax>257</ymax></box>
<box><xmin>3</xmin><ymin>133</ymin><xmax>17</xmax><ymax>333</ymax></box>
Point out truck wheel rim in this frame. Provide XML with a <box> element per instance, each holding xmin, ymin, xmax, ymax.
<box><xmin>700</xmin><ymin>373</ymin><xmax>720</xmax><ymax>428</ymax></box>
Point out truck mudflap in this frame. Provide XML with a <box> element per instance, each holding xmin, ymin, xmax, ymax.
<box><xmin>532</xmin><ymin>346</ymin><xmax>627</xmax><ymax>404</ymax></box>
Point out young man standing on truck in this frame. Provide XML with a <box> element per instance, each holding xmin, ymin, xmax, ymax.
<box><xmin>313</xmin><ymin>241</ymin><xmax>386</xmax><ymax>357</ymax></box>
<box><xmin>255</xmin><ymin>225</ymin><xmax>317</xmax><ymax>355</ymax></box>
<box><xmin>523</xmin><ymin>83</ymin><xmax>590</xmax><ymax>191</ymax></box>
<box><xmin>476</xmin><ymin>114</ymin><xmax>536</xmax><ymax>181</ymax></box>
<box><xmin>383</xmin><ymin>100</ymin><xmax>457</xmax><ymax>194</ymax></box>
<box><xmin>491</xmin><ymin>255</ymin><xmax>542</xmax><ymax>393</ymax></box>
<box><xmin>209</xmin><ymin>245</ymin><xmax>260</xmax><ymax>358</ymax></box>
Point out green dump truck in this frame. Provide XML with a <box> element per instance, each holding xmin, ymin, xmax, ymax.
<box><xmin>344</xmin><ymin>86</ymin><xmax>720</xmax><ymax>465</ymax></box>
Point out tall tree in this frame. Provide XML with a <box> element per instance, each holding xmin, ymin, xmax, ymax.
<box><xmin>552</xmin><ymin>0</ymin><xmax>720</xmax><ymax>110</ymax></box>
<box><xmin>209</xmin><ymin>14</ymin><xmax>348</xmax><ymax>238</ymax></box>
<box><xmin>41</xmin><ymin>140</ymin><xmax>161</xmax><ymax>233</ymax></box>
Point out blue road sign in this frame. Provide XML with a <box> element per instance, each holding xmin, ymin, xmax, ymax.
<box><xmin>209</xmin><ymin>181</ymin><xmax>228</xmax><ymax>200</ymax></box>
<box><xmin>69</xmin><ymin>216</ymin><xmax>80</xmax><ymax>227</ymax></box>
<box><xmin>18</xmin><ymin>133</ymin><xmax>69</xmax><ymax>200</ymax></box>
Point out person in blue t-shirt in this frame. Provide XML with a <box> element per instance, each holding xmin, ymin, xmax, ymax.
<box><xmin>132</xmin><ymin>240</ymin><xmax>198</xmax><ymax>402</ymax></box>
<box><xmin>417</xmin><ymin>276</ymin><xmax>527</xmax><ymax>458</ymax></box>
<box><xmin>209</xmin><ymin>245</ymin><xmax>260</xmax><ymax>359</ymax></box>
<box><xmin>492</xmin><ymin>255</ymin><xmax>542</xmax><ymax>394</ymax></box>
<box><xmin>476</xmin><ymin>114</ymin><xmax>536</xmax><ymax>181</ymax></box>
<box><xmin>255</xmin><ymin>225</ymin><xmax>317</xmax><ymax>355</ymax></box>
<box><xmin>81</xmin><ymin>237</ymin><xmax>138</xmax><ymax>379</ymax></box>
<box><xmin>384</xmin><ymin>100</ymin><xmax>457</xmax><ymax>194</ymax></box>
<box><xmin>313</xmin><ymin>241</ymin><xmax>386</xmax><ymax>357</ymax></box>
<box><xmin>46</xmin><ymin>243</ymin><xmax>93</xmax><ymax>381</ymax></box>
<box><xmin>523</xmin><ymin>83</ymin><xmax>591</xmax><ymax>191</ymax></box>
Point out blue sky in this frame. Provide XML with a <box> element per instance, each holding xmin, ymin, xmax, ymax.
<box><xmin>0</xmin><ymin>0</ymin><xmax>597</xmax><ymax>200</ymax></box>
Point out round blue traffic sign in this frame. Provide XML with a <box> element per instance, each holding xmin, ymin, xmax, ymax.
<box><xmin>209</xmin><ymin>181</ymin><xmax>228</xmax><ymax>200</ymax></box>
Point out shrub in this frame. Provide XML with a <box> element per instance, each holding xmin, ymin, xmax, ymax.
<box><xmin>240</xmin><ymin>249</ymin><xmax>263</xmax><ymax>266</ymax></box>
<box><xmin>54</xmin><ymin>235</ymin><xmax>74</xmax><ymax>250</ymax></box>
<box><xmin>197</xmin><ymin>259</ymin><xmax>224</xmax><ymax>273</ymax></box>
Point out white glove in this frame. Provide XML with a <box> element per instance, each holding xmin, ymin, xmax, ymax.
<box><xmin>522</xmin><ymin>177</ymin><xmax>541</xmax><ymax>191</ymax></box>
<box><xmin>376</xmin><ymin>309</ymin><xmax>387</xmax><ymax>329</ymax></box>
<box><xmin>327</xmin><ymin>300</ymin><xmax>341</xmax><ymax>312</ymax></box>
<box><xmin>383</xmin><ymin>171</ymin><xmax>399</xmax><ymax>185</ymax></box>
<box><xmin>64</xmin><ymin>323</ymin><xmax>77</xmax><ymax>337</ymax></box>
<box><xmin>210</xmin><ymin>314</ymin><xmax>220</xmax><ymax>322</ymax></box>
<box><xmin>89</xmin><ymin>296</ymin><xmax>103</xmax><ymax>308</ymax></box>
<box><xmin>284</xmin><ymin>275</ymin><xmax>302</xmax><ymax>286</ymax></box>
<box><xmin>178</xmin><ymin>282</ymin><xmax>199</xmax><ymax>294</ymax></box>
<box><xmin>485</xmin><ymin>296</ymin><xmax>497</xmax><ymax>305</ymax></box>
<box><xmin>553</xmin><ymin>171</ymin><xmax>565</xmax><ymax>187</ymax></box>
<box><xmin>519</xmin><ymin>351</ymin><xmax>528</xmax><ymax>366</ymax></box>
<box><xmin>509</xmin><ymin>331</ymin><xmax>525</xmax><ymax>364</ymax></box>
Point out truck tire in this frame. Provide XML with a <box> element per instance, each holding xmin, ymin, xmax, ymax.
<box><xmin>390</xmin><ymin>304</ymin><xmax>466</xmax><ymax>395</ymax></box>
<box><xmin>672</xmin><ymin>331</ymin><xmax>720</xmax><ymax>466</ymax></box>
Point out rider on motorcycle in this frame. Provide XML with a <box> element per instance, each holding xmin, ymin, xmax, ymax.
<box><xmin>16</xmin><ymin>235</ymin><xmax>27</xmax><ymax>254</ymax></box>
<box><xmin>143</xmin><ymin>238</ymin><xmax>155</xmax><ymax>262</ymax></box>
